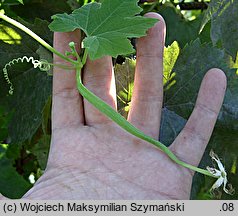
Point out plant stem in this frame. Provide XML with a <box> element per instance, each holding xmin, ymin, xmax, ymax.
<box><xmin>82</xmin><ymin>49</ymin><xmax>89</xmax><ymax>65</ymax></box>
<box><xmin>0</xmin><ymin>13</ymin><xmax>75</xmax><ymax>65</ymax></box>
<box><xmin>76</xmin><ymin>67</ymin><xmax>215</xmax><ymax>178</ymax></box>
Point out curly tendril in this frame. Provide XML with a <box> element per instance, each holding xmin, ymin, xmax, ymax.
<box><xmin>3</xmin><ymin>56</ymin><xmax>51</xmax><ymax>95</ymax></box>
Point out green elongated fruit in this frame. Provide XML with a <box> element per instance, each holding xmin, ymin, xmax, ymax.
<box><xmin>75</xmin><ymin>67</ymin><xmax>215</xmax><ymax>178</ymax></box>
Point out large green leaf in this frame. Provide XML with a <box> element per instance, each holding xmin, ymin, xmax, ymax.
<box><xmin>157</xmin><ymin>5</ymin><xmax>202</xmax><ymax>48</ymax></box>
<box><xmin>7</xmin><ymin>65</ymin><xmax>51</xmax><ymax>143</ymax></box>
<box><xmin>200</xmin><ymin>0</ymin><xmax>232</xmax><ymax>31</ymax></box>
<box><xmin>0</xmin><ymin>145</ymin><xmax>31</xmax><ymax>198</ymax></box>
<box><xmin>0</xmin><ymin>19</ymin><xmax>52</xmax><ymax>143</ymax></box>
<box><xmin>201</xmin><ymin>0</ymin><xmax>238</xmax><ymax>60</ymax></box>
<box><xmin>210</xmin><ymin>0</ymin><xmax>238</xmax><ymax>60</ymax></box>
<box><xmin>0</xmin><ymin>106</ymin><xmax>11</xmax><ymax>142</ymax></box>
<box><xmin>49</xmin><ymin>0</ymin><xmax>157</xmax><ymax>60</ymax></box>
<box><xmin>164</xmin><ymin>39</ymin><xmax>228</xmax><ymax>119</ymax></box>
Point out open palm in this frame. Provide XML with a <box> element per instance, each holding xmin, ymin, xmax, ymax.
<box><xmin>1</xmin><ymin>13</ymin><xmax>226</xmax><ymax>200</ymax></box>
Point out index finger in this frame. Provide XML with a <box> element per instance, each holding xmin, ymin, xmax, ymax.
<box><xmin>52</xmin><ymin>31</ymin><xmax>84</xmax><ymax>130</ymax></box>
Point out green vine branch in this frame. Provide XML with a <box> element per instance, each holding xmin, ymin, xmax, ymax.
<box><xmin>0</xmin><ymin>12</ymin><xmax>75</xmax><ymax>65</ymax></box>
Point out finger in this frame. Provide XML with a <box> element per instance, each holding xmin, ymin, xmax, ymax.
<box><xmin>170</xmin><ymin>69</ymin><xmax>227</xmax><ymax>166</ymax></box>
<box><xmin>83</xmin><ymin>56</ymin><xmax>117</xmax><ymax>125</ymax></box>
<box><xmin>127</xmin><ymin>13</ymin><xmax>165</xmax><ymax>139</ymax></box>
<box><xmin>52</xmin><ymin>31</ymin><xmax>84</xmax><ymax>130</ymax></box>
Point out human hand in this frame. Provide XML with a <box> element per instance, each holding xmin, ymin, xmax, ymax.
<box><xmin>1</xmin><ymin>13</ymin><xmax>227</xmax><ymax>200</ymax></box>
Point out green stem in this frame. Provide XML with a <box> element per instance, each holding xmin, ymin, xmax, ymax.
<box><xmin>76</xmin><ymin>68</ymin><xmax>215</xmax><ymax>178</ymax></box>
<box><xmin>0</xmin><ymin>13</ymin><xmax>75</xmax><ymax>65</ymax></box>
<box><xmin>46</xmin><ymin>62</ymin><xmax>76</xmax><ymax>70</ymax></box>
<box><xmin>82</xmin><ymin>49</ymin><xmax>88</xmax><ymax>65</ymax></box>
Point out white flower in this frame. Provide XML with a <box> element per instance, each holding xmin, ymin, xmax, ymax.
<box><xmin>206</xmin><ymin>150</ymin><xmax>234</xmax><ymax>195</ymax></box>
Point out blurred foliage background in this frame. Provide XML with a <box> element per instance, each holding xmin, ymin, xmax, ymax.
<box><xmin>0</xmin><ymin>0</ymin><xmax>237</xmax><ymax>199</ymax></box>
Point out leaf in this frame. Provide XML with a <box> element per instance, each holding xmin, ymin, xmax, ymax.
<box><xmin>200</xmin><ymin>0</ymin><xmax>233</xmax><ymax>32</ymax></box>
<box><xmin>17</xmin><ymin>0</ymin><xmax>24</xmax><ymax>4</ymax></box>
<box><xmin>164</xmin><ymin>39</ymin><xmax>228</xmax><ymax>119</ymax></box>
<box><xmin>9</xmin><ymin>0</ymin><xmax>71</xmax><ymax>21</ymax></box>
<box><xmin>5</xmin><ymin>143</ymin><xmax>20</xmax><ymax>160</ymax></box>
<box><xmin>234</xmin><ymin>54</ymin><xmax>238</xmax><ymax>71</ymax></box>
<box><xmin>7</xmin><ymin>66</ymin><xmax>51</xmax><ymax>143</ymax></box>
<box><xmin>49</xmin><ymin>0</ymin><xmax>158</xmax><ymax>60</ymax></box>
<box><xmin>3</xmin><ymin>0</ymin><xmax>24</xmax><ymax>5</ymax></box>
<box><xmin>115</xmin><ymin>58</ymin><xmax>135</xmax><ymax>117</ymax></box>
<box><xmin>200</xmin><ymin>0</ymin><xmax>238</xmax><ymax>59</ymax></box>
<box><xmin>31</xmin><ymin>135</ymin><xmax>50</xmax><ymax>170</ymax></box>
<box><xmin>0</xmin><ymin>19</ymin><xmax>52</xmax><ymax>143</ymax></box>
<box><xmin>163</xmin><ymin>41</ymin><xmax>180</xmax><ymax>88</ymax></box>
<box><xmin>157</xmin><ymin>4</ymin><xmax>202</xmax><ymax>48</ymax></box>
<box><xmin>67</xmin><ymin>0</ymin><xmax>81</xmax><ymax>10</ymax></box>
<box><xmin>0</xmin><ymin>145</ymin><xmax>31</xmax><ymax>198</ymax></box>
<box><xmin>198</xmin><ymin>21</ymin><xmax>212</xmax><ymax>44</ymax></box>
<box><xmin>41</xmin><ymin>96</ymin><xmax>52</xmax><ymax>135</ymax></box>
<box><xmin>0</xmin><ymin>24</ymin><xmax>22</xmax><ymax>45</ymax></box>
<box><xmin>218</xmin><ymin>71</ymin><xmax>238</xmax><ymax>130</ymax></box>
<box><xmin>159</xmin><ymin>108</ymin><xmax>186</xmax><ymax>146</ymax></box>
<box><xmin>0</xmin><ymin>106</ymin><xmax>11</xmax><ymax>142</ymax></box>
<box><xmin>210</xmin><ymin>0</ymin><xmax>238</xmax><ymax>60</ymax></box>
